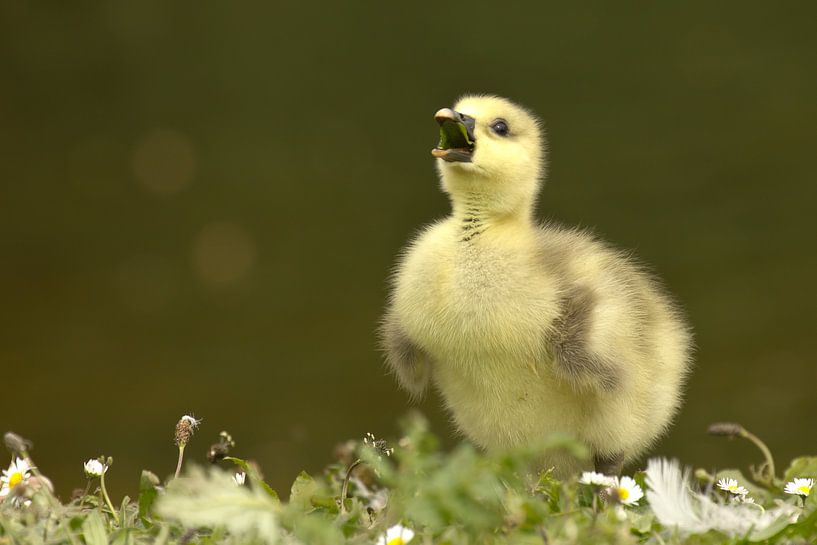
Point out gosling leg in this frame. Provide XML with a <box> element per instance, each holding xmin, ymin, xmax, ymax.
<box><xmin>594</xmin><ymin>452</ymin><xmax>624</xmax><ymax>476</ymax></box>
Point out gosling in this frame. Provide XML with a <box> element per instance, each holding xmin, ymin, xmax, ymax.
<box><xmin>381</xmin><ymin>95</ymin><xmax>692</xmax><ymax>476</ymax></box>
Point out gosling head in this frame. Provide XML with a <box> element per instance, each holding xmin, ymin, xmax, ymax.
<box><xmin>431</xmin><ymin>95</ymin><xmax>546</xmax><ymax>219</ymax></box>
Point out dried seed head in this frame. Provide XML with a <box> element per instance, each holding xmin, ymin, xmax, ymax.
<box><xmin>218</xmin><ymin>431</ymin><xmax>235</xmax><ymax>447</ymax></box>
<box><xmin>206</xmin><ymin>443</ymin><xmax>229</xmax><ymax>463</ymax></box>
<box><xmin>362</xmin><ymin>432</ymin><xmax>394</xmax><ymax>458</ymax></box>
<box><xmin>206</xmin><ymin>430</ymin><xmax>235</xmax><ymax>463</ymax></box>
<box><xmin>175</xmin><ymin>415</ymin><xmax>201</xmax><ymax>447</ymax></box>
<box><xmin>707</xmin><ymin>422</ymin><xmax>745</xmax><ymax>438</ymax></box>
<box><xmin>4</xmin><ymin>432</ymin><xmax>33</xmax><ymax>455</ymax></box>
<box><xmin>206</xmin><ymin>443</ymin><xmax>226</xmax><ymax>463</ymax></box>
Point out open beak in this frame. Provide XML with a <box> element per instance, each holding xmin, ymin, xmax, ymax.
<box><xmin>431</xmin><ymin>108</ymin><xmax>475</xmax><ymax>163</ymax></box>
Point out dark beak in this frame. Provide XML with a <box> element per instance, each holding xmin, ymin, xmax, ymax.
<box><xmin>431</xmin><ymin>108</ymin><xmax>476</xmax><ymax>163</ymax></box>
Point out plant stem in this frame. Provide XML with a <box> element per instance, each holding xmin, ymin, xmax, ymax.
<box><xmin>78</xmin><ymin>480</ymin><xmax>92</xmax><ymax>507</ymax></box>
<box><xmin>99</xmin><ymin>470</ymin><xmax>120</xmax><ymax>524</ymax></box>
<box><xmin>740</xmin><ymin>428</ymin><xmax>776</xmax><ymax>483</ymax></box>
<box><xmin>339</xmin><ymin>459</ymin><xmax>363</xmax><ymax>514</ymax></box>
<box><xmin>154</xmin><ymin>524</ymin><xmax>170</xmax><ymax>545</ymax></box>
<box><xmin>20</xmin><ymin>451</ymin><xmax>83</xmax><ymax>545</ymax></box>
<box><xmin>175</xmin><ymin>444</ymin><xmax>186</xmax><ymax>479</ymax></box>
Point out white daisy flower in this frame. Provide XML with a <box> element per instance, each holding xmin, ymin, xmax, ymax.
<box><xmin>784</xmin><ymin>478</ymin><xmax>814</xmax><ymax>497</ymax></box>
<box><xmin>83</xmin><ymin>459</ymin><xmax>107</xmax><ymax>478</ymax></box>
<box><xmin>579</xmin><ymin>471</ymin><xmax>615</xmax><ymax>487</ymax></box>
<box><xmin>717</xmin><ymin>477</ymin><xmax>749</xmax><ymax>496</ymax></box>
<box><xmin>376</xmin><ymin>524</ymin><xmax>415</xmax><ymax>545</ymax></box>
<box><xmin>233</xmin><ymin>472</ymin><xmax>246</xmax><ymax>486</ymax></box>
<box><xmin>717</xmin><ymin>477</ymin><xmax>737</xmax><ymax>491</ymax></box>
<box><xmin>611</xmin><ymin>476</ymin><xmax>644</xmax><ymax>505</ymax></box>
<box><xmin>0</xmin><ymin>457</ymin><xmax>33</xmax><ymax>496</ymax></box>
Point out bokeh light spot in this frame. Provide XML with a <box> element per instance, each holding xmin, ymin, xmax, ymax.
<box><xmin>132</xmin><ymin>129</ymin><xmax>196</xmax><ymax>195</ymax></box>
<box><xmin>192</xmin><ymin>221</ymin><xmax>257</xmax><ymax>287</ymax></box>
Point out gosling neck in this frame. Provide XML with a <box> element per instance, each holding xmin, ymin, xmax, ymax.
<box><xmin>450</xmin><ymin>190</ymin><xmax>537</xmax><ymax>243</ymax></box>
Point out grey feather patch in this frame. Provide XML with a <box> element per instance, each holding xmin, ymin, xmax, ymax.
<box><xmin>380</xmin><ymin>316</ymin><xmax>431</xmax><ymax>400</ymax></box>
<box><xmin>548</xmin><ymin>285</ymin><xmax>620</xmax><ymax>391</ymax></box>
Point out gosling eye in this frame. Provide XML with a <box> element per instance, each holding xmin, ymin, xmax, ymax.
<box><xmin>490</xmin><ymin>119</ymin><xmax>510</xmax><ymax>137</ymax></box>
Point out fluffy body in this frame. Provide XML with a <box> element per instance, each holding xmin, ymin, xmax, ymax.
<box><xmin>382</xmin><ymin>95</ymin><xmax>692</xmax><ymax>474</ymax></box>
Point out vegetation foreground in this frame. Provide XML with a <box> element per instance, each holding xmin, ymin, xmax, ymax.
<box><xmin>1</xmin><ymin>414</ymin><xmax>816</xmax><ymax>545</ymax></box>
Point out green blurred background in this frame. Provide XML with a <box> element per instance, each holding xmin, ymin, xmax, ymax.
<box><xmin>2</xmin><ymin>1</ymin><xmax>815</xmax><ymax>498</ymax></box>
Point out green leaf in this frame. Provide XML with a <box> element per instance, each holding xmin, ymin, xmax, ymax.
<box><xmin>110</xmin><ymin>528</ymin><xmax>137</xmax><ymax>545</ymax></box>
<box><xmin>289</xmin><ymin>471</ymin><xmax>319</xmax><ymax>512</ymax></box>
<box><xmin>285</xmin><ymin>512</ymin><xmax>345</xmax><ymax>545</ymax></box>
<box><xmin>748</xmin><ymin>514</ymin><xmax>792</xmax><ymax>542</ymax></box>
<box><xmin>632</xmin><ymin>470</ymin><xmax>648</xmax><ymax>492</ymax></box>
<box><xmin>156</xmin><ymin>465</ymin><xmax>280</xmax><ymax>544</ymax></box>
<box><xmin>224</xmin><ymin>456</ymin><xmax>280</xmax><ymax>502</ymax></box>
<box><xmin>804</xmin><ymin>486</ymin><xmax>817</xmax><ymax>516</ymax></box>
<box><xmin>310</xmin><ymin>495</ymin><xmax>339</xmax><ymax>511</ymax></box>
<box><xmin>789</xmin><ymin>504</ymin><xmax>817</xmax><ymax>539</ymax></box>
<box><xmin>82</xmin><ymin>512</ymin><xmax>109</xmax><ymax>545</ymax></box>
<box><xmin>69</xmin><ymin>515</ymin><xmax>86</xmax><ymax>531</ymax></box>
<box><xmin>533</xmin><ymin>469</ymin><xmax>562</xmax><ymax>513</ymax></box>
<box><xmin>783</xmin><ymin>456</ymin><xmax>817</xmax><ymax>483</ymax></box>
<box><xmin>629</xmin><ymin>511</ymin><xmax>655</xmax><ymax>535</ymax></box>
<box><xmin>137</xmin><ymin>470</ymin><xmax>160</xmax><ymax>525</ymax></box>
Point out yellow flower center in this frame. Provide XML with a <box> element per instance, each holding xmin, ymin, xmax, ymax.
<box><xmin>798</xmin><ymin>485</ymin><xmax>810</xmax><ymax>495</ymax></box>
<box><xmin>618</xmin><ymin>487</ymin><xmax>630</xmax><ymax>501</ymax></box>
<box><xmin>8</xmin><ymin>471</ymin><xmax>24</xmax><ymax>489</ymax></box>
<box><xmin>386</xmin><ymin>539</ymin><xmax>405</xmax><ymax>545</ymax></box>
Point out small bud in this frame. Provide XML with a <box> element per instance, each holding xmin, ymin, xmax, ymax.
<box><xmin>694</xmin><ymin>468</ymin><xmax>714</xmax><ymax>483</ymax></box>
<box><xmin>4</xmin><ymin>432</ymin><xmax>33</xmax><ymax>455</ymax></box>
<box><xmin>175</xmin><ymin>415</ymin><xmax>201</xmax><ymax>447</ymax></box>
<box><xmin>707</xmin><ymin>422</ymin><xmax>744</xmax><ymax>438</ymax></box>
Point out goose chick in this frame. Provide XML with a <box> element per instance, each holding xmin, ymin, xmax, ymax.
<box><xmin>382</xmin><ymin>95</ymin><xmax>692</xmax><ymax>475</ymax></box>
